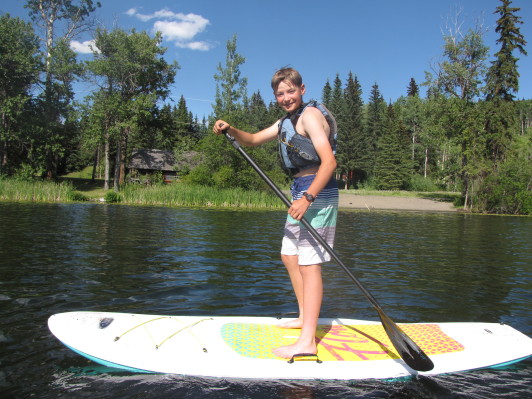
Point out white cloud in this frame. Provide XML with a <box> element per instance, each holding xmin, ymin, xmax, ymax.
<box><xmin>128</xmin><ymin>8</ymin><xmax>196</xmax><ymax>23</ymax></box>
<box><xmin>126</xmin><ymin>8</ymin><xmax>211</xmax><ymax>51</ymax></box>
<box><xmin>70</xmin><ymin>39</ymin><xmax>98</xmax><ymax>54</ymax></box>
<box><xmin>153</xmin><ymin>18</ymin><xmax>208</xmax><ymax>41</ymax></box>
<box><xmin>175</xmin><ymin>41</ymin><xmax>211</xmax><ymax>51</ymax></box>
<box><xmin>125</xmin><ymin>8</ymin><xmax>138</xmax><ymax>17</ymax></box>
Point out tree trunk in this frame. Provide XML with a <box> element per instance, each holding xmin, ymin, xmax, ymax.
<box><xmin>424</xmin><ymin>147</ymin><xmax>428</xmax><ymax>178</ymax></box>
<box><xmin>461</xmin><ymin>142</ymin><xmax>469</xmax><ymax>211</ymax></box>
<box><xmin>411</xmin><ymin>126</ymin><xmax>416</xmax><ymax>162</ymax></box>
<box><xmin>119</xmin><ymin>128</ymin><xmax>129</xmax><ymax>185</ymax></box>
<box><xmin>113</xmin><ymin>138</ymin><xmax>121</xmax><ymax>192</ymax></box>
<box><xmin>91</xmin><ymin>146</ymin><xmax>99</xmax><ymax>181</ymax></box>
<box><xmin>0</xmin><ymin>111</ymin><xmax>6</xmax><ymax>173</ymax></box>
<box><xmin>104</xmin><ymin>137</ymin><xmax>110</xmax><ymax>190</ymax></box>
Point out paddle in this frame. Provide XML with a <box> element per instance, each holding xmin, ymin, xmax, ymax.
<box><xmin>223</xmin><ymin>131</ymin><xmax>435</xmax><ymax>372</ymax></box>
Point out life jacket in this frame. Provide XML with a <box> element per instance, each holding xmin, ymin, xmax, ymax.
<box><xmin>278</xmin><ymin>100</ymin><xmax>337</xmax><ymax>175</ymax></box>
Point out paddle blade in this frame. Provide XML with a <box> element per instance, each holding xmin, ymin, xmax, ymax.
<box><xmin>379</xmin><ymin>313</ymin><xmax>435</xmax><ymax>372</ymax></box>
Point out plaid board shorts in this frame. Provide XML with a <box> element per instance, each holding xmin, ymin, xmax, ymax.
<box><xmin>281</xmin><ymin>175</ymin><xmax>338</xmax><ymax>266</ymax></box>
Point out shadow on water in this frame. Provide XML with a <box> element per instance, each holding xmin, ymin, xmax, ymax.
<box><xmin>0</xmin><ymin>203</ymin><xmax>530</xmax><ymax>398</ymax></box>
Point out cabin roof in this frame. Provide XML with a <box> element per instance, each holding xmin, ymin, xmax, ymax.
<box><xmin>128</xmin><ymin>149</ymin><xmax>176</xmax><ymax>171</ymax></box>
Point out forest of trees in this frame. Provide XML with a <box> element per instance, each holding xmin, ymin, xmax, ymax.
<box><xmin>0</xmin><ymin>0</ymin><xmax>530</xmax><ymax>214</ymax></box>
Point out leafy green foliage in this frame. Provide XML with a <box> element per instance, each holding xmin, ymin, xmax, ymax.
<box><xmin>424</xmin><ymin>25</ymin><xmax>489</xmax><ymax>101</ymax></box>
<box><xmin>22</xmin><ymin>0</ymin><xmax>102</xmax><ymax>178</ymax></box>
<box><xmin>83</xmin><ymin>27</ymin><xmax>178</xmax><ymax>190</ymax></box>
<box><xmin>213</xmin><ymin>34</ymin><xmax>247</xmax><ymax>119</ymax></box>
<box><xmin>476</xmin><ymin>131</ymin><xmax>532</xmax><ymax>214</ymax></box>
<box><xmin>0</xmin><ymin>14</ymin><xmax>41</xmax><ymax>175</ymax></box>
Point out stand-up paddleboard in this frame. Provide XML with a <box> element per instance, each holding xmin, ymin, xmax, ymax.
<box><xmin>48</xmin><ymin>312</ymin><xmax>532</xmax><ymax>380</ymax></box>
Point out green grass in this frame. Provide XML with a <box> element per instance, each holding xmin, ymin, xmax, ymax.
<box><xmin>58</xmin><ymin>177</ymin><xmax>107</xmax><ymax>199</ymax></box>
<box><xmin>119</xmin><ymin>183</ymin><xmax>285</xmax><ymax>209</ymax></box>
<box><xmin>59</xmin><ymin>167</ymin><xmax>108</xmax><ymax>199</ymax></box>
<box><xmin>0</xmin><ymin>178</ymin><xmax>85</xmax><ymax>202</ymax></box>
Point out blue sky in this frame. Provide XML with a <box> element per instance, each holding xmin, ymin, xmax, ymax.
<box><xmin>2</xmin><ymin>0</ymin><xmax>531</xmax><ymax>120</ymax></box>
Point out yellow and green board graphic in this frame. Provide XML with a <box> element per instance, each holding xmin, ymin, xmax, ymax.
<box><xmin>221</xmin><ymin>323</ymin><xmax>464</xmax><ymax>361</ymax></box>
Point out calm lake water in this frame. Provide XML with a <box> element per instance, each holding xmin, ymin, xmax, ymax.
<box><xmin>0</xmin><ymin>203</ymin><xmax>531</xmax><ymax>398</ymax></box>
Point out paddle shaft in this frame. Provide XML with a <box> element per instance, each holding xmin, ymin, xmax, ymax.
<box><xmin>223</xmin><ymin>131</ymin><xmax>434</xmax><ymax>372</ymax></box>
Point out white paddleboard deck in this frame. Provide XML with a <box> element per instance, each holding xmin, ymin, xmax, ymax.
<box><xmin>48</xmin><ymin>312</ymin><xmax>532</xmax><ymax>380</ymax></box>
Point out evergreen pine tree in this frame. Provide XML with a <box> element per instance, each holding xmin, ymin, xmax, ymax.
<box><xmin>155</xmin><ymin>104</ymin><xmax>177</xmax><ymax>149</ymax></box>
<box><xmin>362</xmin><ymin>83</ymin><xmax>386</xmax><ymax>179</ymax></box>
<box><xmin>248</xmin><ymin>90</ymin><xmax>269</xmax><ymax>130</ymax></box>
<box><xmin>407</xmin><ymin>78</ymin><xmax>419</xmax><ymax>97</ymax></box>
<box><xmin>322</xmin><ymin>79</ymin><xmax>332</xmax><ymax>108</ymax></box>
<box><xmin>337</xmin><ymin>72</ymin><xmax>364</xmax><ymax>188</ymax></box>
<box><xmin>175</xmin><ymin>95</ymin><xmax>193</xmax><ymax>135</ymax></box>
<box><xmin>267</xmin><ymin>100</ymin><xmax>284</xmax><ymax>121</ymax></box>
<box><xmin>486</xmin><ymin>0</ymin><xmax>527</xmax><ymax>101</ymax></box>
<box><xmin>375</xmin><ymin>105</ymin><xmax>411</xmax><ymax>190</ymax></box>
<box><xmin>329</xmin><ymin>74</ymin><xmax>344</xmax><ymax>118</ymax></box>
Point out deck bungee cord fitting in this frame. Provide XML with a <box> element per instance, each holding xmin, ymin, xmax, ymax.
<box><xmin>110</xmin><ymin>315</ymin><xmax>213</xmax><ymax>352</ymax></box>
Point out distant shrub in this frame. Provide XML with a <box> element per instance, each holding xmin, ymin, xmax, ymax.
<box><xmin>213</xmin><ymin>165</ymin><xmax>235</xmax><ymax>189</ymax></box>
<box><xmin>104</xmin><ymin>190</ymin><xmax>121</xmax><ymax>203</ymax></box>
<box><xmin>67</xmin><ymin>191</ymin><xmax>87</xmax><ymax>202</ymax></box>
<box><xmin>182</xmin><ymin>165</ymin><xmax>215</xmax><ymax>186</ymax></box>
<box><xmin>14</xmin><ymin>164</ymin><xmax>37</xmax><ymax>181</ymax></box>
<box><xmin>477</xmin><ymin>157</ymin><xmax>532</xmax><ymax>215</ymax></box>
<box><xmin>358</xmin><ymin>176</ymin><xmax>379</xmax><ymax>191</ymax></box>
<box><xmin>407</xmin><ymin>174</ymin><xmax>439</xmax><ymax>192</ymax></box>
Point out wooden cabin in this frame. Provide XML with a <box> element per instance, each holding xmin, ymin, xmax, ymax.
<box><xmin>128</xmin><ymin>149</ymin><xmax>177</xmax><ymax>184</ymax></box>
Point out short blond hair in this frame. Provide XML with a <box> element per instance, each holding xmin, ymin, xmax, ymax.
<box><xmin>271</xmin><ymin>67</ymin><xmax>303</xmax><ymax>92</ymax></box>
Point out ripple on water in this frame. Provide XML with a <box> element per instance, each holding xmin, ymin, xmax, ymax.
<box><xmin>0</xmin><ymin>204</ymin><xmax>530</xmax><ymax>398</ymax></box>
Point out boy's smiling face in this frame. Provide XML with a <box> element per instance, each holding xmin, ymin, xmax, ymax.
<box><xmin>274</xmin><ymin>81</ymin><xmax>306</xmax><ymax>114</ymax></box>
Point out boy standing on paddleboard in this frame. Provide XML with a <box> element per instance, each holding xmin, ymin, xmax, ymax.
<box><xmin>213</xmin><ymin>67</ymin><xmax>338</xmax><ymax>359</ymax></box>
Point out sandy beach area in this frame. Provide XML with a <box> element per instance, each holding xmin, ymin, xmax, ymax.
<box><xmin>338</xmin><ymin>192</ymin><xmax>456</xmax><ymax>212</ymax></box>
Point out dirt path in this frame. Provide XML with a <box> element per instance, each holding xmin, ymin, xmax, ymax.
<box><xmin>338</xmin><ymin>193</ymin><xmax>456</xmax><ymax>212</ymax></box>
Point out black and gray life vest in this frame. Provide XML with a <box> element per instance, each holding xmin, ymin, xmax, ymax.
<box><xmin>278</xmin><ymin>100</ymin><xmax>337</xmax><ymax>175</ymax></box>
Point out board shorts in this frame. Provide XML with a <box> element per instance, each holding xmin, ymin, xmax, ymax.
<box><xmin>281</xmin><ymin>174</ymin><xmax>338</xmax><ymax>266</ymax></box>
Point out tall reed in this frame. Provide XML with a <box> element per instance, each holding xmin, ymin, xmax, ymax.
<box><xmin>120</xmin><ymin>183</ymin><xmax>285</xmax><ymax>209</ymax></box>
<box><xmin>0</xmin><ymin>179</ymin><xmax>84</xmax><ymax>202</ymax></box>
<box><xmin>0</xmin><ymin>178</ymin><xmax>286</xmax><ymax>209</ymax></box>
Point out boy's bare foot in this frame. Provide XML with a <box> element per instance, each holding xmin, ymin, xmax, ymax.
<box><xmin>272</xmin><ymin>341</ymin><xmax>317</xmax><ymax>359</ymax></box>
<box><xmin>277</xmin><ymin>318</ymin><xmax>303</xmax><ymax>329</ymax></box>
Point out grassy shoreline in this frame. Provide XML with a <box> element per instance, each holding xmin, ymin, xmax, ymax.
<box><xmin>0</xmin><ymin>178</ymin><xmax>286</xmax><ymax>209</ymax></box>
<box><xmin>0</xmin><ymin>176</ymin><xmax>459</xmax><ymax>210</ymax></box>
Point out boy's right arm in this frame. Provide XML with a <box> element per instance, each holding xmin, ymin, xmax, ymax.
<box><xmin>213</xmin><ymin>120</ymin><xmax>279</xmax><ymax>147</ymax></box>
